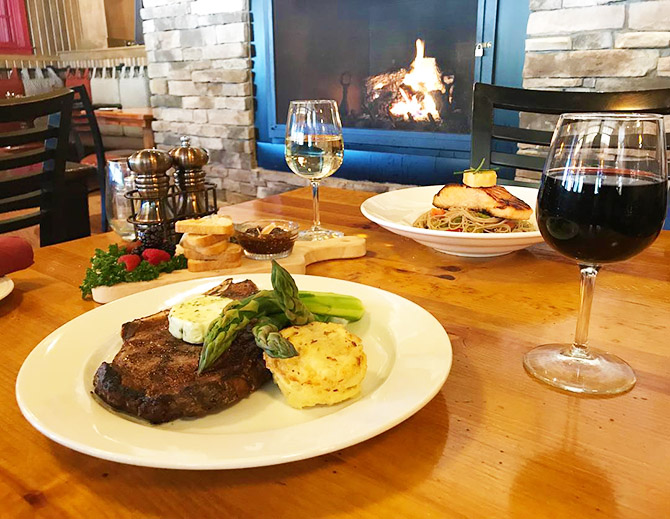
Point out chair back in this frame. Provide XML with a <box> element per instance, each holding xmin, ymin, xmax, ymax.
<box><xmin>0</xmin><ymin>88</ymin><xmax>74</xmax><ymax>246</ymax></box>
<box><xmin>471</xmin><ymin>83</ymin><xmax>670</xmax><ymax>174</ymax></box>
<box><xmin>70</xmin><ymin>85</ymin><xmax>106</xmax><ymax>167</ymax></box>
<box><xmin>69</xmin><ymin>84</ymin><xmax>108</xmax><ymax>231</ymax></box>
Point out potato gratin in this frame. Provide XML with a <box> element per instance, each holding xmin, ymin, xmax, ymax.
<box><xmin>264</xmin><ymin>321</ymin><xmax>368</xmax><ymax>408</ymax></box>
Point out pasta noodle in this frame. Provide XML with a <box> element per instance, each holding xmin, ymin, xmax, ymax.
<box><xmin>413</xmin><ymin>208</ymin><xmax>536</xmax><ymax>233</ymax></box>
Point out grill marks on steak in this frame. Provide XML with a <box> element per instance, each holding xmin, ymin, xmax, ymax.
<box><xmin>93</xmin><ymin>279</ymin><xmax>271</xmax><ymax>424</ymax></box>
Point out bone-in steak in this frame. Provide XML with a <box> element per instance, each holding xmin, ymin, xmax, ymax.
<box><xmin>93</xmin><ymin>280</ymin><xmax>270</xmax><ymax>424</ymax></box>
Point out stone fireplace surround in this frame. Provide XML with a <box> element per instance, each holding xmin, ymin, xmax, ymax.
<box><xmin>141</xmin><ymin>0</ymin><xmax>670</xmax><ymax>202</ymax></box>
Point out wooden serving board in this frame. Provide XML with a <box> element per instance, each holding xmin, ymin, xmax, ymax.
<box><xmin>91</xmin><ymin>235</ymin><xmax>366</xmax><ymax>304</ymax></box>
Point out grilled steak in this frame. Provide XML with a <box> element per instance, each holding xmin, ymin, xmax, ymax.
<box><xmin>433</xmin><ymin>184</ymin><xmax>532</xmax><ymax>220</ymax></box>
<box><xmin>93</xmin><ymin>280</ymin><xmax>270</xmax><ymax>424</ymax></box>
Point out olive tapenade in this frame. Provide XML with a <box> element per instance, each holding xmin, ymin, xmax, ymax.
<box><xmin>235</xmin><ymin>220</ymin><xmax>299</xmax><ymax>260</ymax></box>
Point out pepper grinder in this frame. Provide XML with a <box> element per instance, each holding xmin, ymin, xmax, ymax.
<box><xmin>169</xmin><ymin>136</ymin><xmax>216</xmax><ymax>218</ymax></box>
<box><xmin>126</xmin><ymin>148</ymin><xmax>178</xmax><ymax>249</ymax></box>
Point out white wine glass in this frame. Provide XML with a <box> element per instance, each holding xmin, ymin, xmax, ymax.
<box><xmin>285</xmin><ymin>100</ymin><xmax>344</xmax><ymax>240</ymax></box>
<box><xmin>105</xmin><ymin>158</ymin><xmax>136</xmax><ymax>241</ymax></box>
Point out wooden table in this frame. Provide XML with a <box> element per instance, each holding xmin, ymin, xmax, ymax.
<box><xmin>93</xmin><ymin>108</ymin><xmax>154</xmax><ymax>148</ymax></box>
<box><xmin>2</xmin><ymin>187</ymin><xmax>669</xmax><ymax>518</ymax></box>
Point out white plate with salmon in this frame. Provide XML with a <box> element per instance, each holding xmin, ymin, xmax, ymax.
<box><xmin>361</xmin><ymin>184</ymin><xmax>544</xmax><ymax>257</ymax></box>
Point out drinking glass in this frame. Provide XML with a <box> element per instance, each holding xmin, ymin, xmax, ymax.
<box><xmin>105</xmin><ymin>158</ymin><xmax>136</xmax><ymax>241</ymax></box>
<box><xmin>524</xmin><ymin>113</ymin><xmax>668</xmax><ymax>395</ymax></box>
<box><xmin>285</xmin><ymin>100</ymin><xmax>344</xmax><ymax>240</ymax></box>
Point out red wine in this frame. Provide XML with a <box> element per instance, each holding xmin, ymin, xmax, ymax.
<box><xmin>537</xmin><ymin>169</ymin><xmax>667</xmax><ymax>264</ymax></box>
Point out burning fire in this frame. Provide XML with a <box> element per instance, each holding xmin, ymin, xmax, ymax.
<box><xmin>366</xmin><ymin>39</ymin><xmax>452</xmax><ymax>123</ymax></box>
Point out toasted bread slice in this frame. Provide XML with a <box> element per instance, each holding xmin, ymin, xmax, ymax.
<box><xmin>176</xmin><ymin>243</ymin><xmax>231</xmax><ymax>261</ymax></box>
<box><xmin>180</xmin><ymin>237</ymin><xmax>232</xmax><ymax>257</ymax></box>
<box><xmin>186</xmin><ymin>244</ymin><xmax>243</xmax><ymax>272</ymax></box>
<box><xmin>180</xmin><ymin>233</ymin><xmax>227</xmax><ymax>248</ymax></box>
<box><xmin>175</xmin><ymin>215</ymin><xmax>234</xmax><ymax>236</ymax></box>
<box><xmin>433</xmin><ymin>184</ymin><xmax>532</xmax><ymax>220</ymax></box>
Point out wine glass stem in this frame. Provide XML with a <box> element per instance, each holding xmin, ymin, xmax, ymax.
<box><xmin>569</xmin><ymin>264</ymin><xmax>600</xmax><ymax>359</ymax></box>
<box><xmin>311</xmin><ymin>180</ymin><xmax>321</xmax><ymax>230</ymax></box>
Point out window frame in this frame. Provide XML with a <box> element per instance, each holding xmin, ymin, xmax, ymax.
<box><xmin>0</xmin><ymin>0</ymin><xmax>33</xmax><ymax>55</ymax></box>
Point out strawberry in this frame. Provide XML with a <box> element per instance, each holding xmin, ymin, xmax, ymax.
<box><xmin>142</xmin><ymin>248</ymin><xmax>171</xmax><ymax>266</ymax></box>
<box><xmin>118</xmin><ymin>254</ymin><xmax>141</xmax><ymax>272</ymax></box>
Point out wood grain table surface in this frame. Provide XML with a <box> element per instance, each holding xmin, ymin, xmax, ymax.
<box><xmin>1</xmin><ymin>186</ymin><xmax>669</xmax><ymax>518</ymax></box>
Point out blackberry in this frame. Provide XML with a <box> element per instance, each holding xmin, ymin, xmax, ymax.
<box><xmin>137</xmin><ymin>225</ymin><xmax>165</xmax><ymax>249</ymax></box>
<box><xmin>162</xmin><ymin>242</ymin><xmax>176</xmax><ymax>256</ymax></box>
<box><xmin>136</xmin><ymin>224</ymin><xmax>177</xmax><ymax>256</ymax></box>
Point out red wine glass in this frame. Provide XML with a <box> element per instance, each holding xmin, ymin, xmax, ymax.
<box><xmin>524</xmin><ymin>113</ymin><xmax>668</xmax><ymax>395</ymax></box>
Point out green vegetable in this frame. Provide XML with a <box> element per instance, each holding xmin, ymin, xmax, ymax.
<box><xmin>199</xmin><ymin>262</ymin><xmax>365</xmax><ymax>372</ymax></box>
<box><xmin>453</xmin><ymin>158</ymin><xmax>499</xmax><ymax>175</ymax></box>
<box><xmin>298</xmin><ymin>291</ymin><xmax>365</xmax><ymax>322</ymax></box>
<box><xmin>199</xmin><ymin>290</ymin><xmax>279</xmax><ymax>373</ymax></box>
<box><xmin>251</xmin><ymin>314</ymin><xmax>297</xmax><ymax>359</ymax></box>
<box><xmin>270</xmin><ymin>260</ymin><xmax>315</xmax><ymax>325</ymax></box>
<box><xmin>79</xmin><ymin>244</ymin><xmax>187</xmax><ymax>298</ymax></box>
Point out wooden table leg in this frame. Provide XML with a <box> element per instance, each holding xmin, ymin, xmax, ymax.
<box><xmin>143</xmin><ymin>124</ymin><xmax>155</xmax><ymax>149</ymax></box>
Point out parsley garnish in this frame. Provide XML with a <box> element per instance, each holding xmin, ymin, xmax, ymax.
<box><xmin>80</xmin><ymin>244</ymin><xmax>187</xmax><ymax>298</ymax></box>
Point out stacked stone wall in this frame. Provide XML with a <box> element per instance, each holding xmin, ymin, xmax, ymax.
<box><xmin>519</xmin><ymin>0</ymin><xmax>670</xmax><ymax>181</ymax></box>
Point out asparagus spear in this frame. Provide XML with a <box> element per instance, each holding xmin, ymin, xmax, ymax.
<box><xmin>252</xmin><ymin>314</ymin><xmax>297</xmax><ymax>358</ymax></box>
<box><xmin>270</xmin><ymin>260</ymin><xmax>315</xmax><ymax>325</ymax></box>
<box><xmin>199</xmin><ymin>290</ymin><xmax>277</xmax><ymax>373</ymax></box>
<box><xmin>298</xmin><ymin>291</ymin><xmax>364</xmax><ymax>322</ymax></box>
<box><xmin>199</xmin><ymin>267</ymin><xmax>366</xmax><ymax>372</ymax></box>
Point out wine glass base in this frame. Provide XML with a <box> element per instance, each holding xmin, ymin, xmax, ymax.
<box><xmin>523</xmin><ymin>344</ymin><xmax>636</xmax><ymax>396</ymax></box>
<box><xmin>297</xmin><ymin>228</ymin><xmax>344</xmax><ymax>241</ymax></box>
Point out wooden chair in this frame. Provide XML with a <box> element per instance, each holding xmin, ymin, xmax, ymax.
<box><xmin>471</xmin><ymin>83</ymin><xmax>670</xmax><ymax>176</ymax></box>
<box><xmin>0</xmin><ymin>88</ymin><xmax>88</xmax><ymax>246</ymax></box>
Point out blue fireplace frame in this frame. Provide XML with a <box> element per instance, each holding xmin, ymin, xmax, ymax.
<box><xmin>251</xmin><ymin>0</ymin><xmax>528</xmax><ymax>184</ymax></box>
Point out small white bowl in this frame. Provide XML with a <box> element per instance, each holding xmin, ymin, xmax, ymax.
<box><xmin>360</xmin><ymin>185</ymin><xmax>544</xmax><ymax>257</ymax></box>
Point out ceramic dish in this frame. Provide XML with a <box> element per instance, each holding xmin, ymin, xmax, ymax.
<box><xmin>0</xmin><ymin>276</ymin><xmax>14</xmax><ymax>301</ymax></box>
<box><xmin>16</xmin><ymin>274</ymin><xmax>452</xmax><ymax>470</ymax></box>
<box><xmin>360</xmin><ymin>185</ymin><xmax>543</xmax><ymax>257</ymax></box>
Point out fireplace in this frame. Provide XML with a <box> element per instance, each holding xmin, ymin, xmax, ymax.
<box><xmin>272</xmin><ymin>0</ymin><xmax>477</xmax><ymax>135</ymax></box>
<box><xmin>252</xmin><ymin>0</ymin><xmax>506</xmax><ymax>184</ymax></box>
<box><xmin>142</xmin><ymin>0</ymin><xmax>528</xmax><ymax>199</ymax></box>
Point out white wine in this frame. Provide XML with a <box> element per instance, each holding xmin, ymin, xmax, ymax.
<box><xmin>285</xmin><ymin>134</ymin><xmax>344</xmax><ymax>180</ymax></box>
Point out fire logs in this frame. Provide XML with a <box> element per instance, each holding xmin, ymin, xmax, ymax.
<box><xmin>358</xmin><ymin>39</ymin><xmax>455</xmax><ymax>131</ymax></box>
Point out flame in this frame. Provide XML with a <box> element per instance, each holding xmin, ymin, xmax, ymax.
<box><xmin>402</xmin><ymin>40</ymin><xmax>446</xmax><ymax>95</ymax></box>
<box><xmin>376</xmin><ymin>39</ymin><xmax>446</xmax><ymax>122</ymax></box>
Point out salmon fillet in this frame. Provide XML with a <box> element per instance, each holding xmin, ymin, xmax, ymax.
<box><xmin>432</xmin><ymin>184</ymin><xmax>532</xmax><ymax>220</ymax></box>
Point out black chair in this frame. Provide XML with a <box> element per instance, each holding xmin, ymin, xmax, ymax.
<box><xmin>0</xmin><ymin>88</ymin><xmax>89</xmax><ymax>246</ymax></box>
<box><xmin>471</xmin><ymin>83</ymin><xmax>670</xmax><ymax>177</ymax></box>
<box><xmin>70</xmin><ymin>84</ymin><xmax>109</xmax><ymax>231</ymax></box>
<box><xmin>69</xmin><ymin>85</ymin><xmax>138</xmax><ymax>232</ymax></box>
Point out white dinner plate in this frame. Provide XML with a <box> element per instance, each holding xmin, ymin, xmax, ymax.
<box><xmin>16</xmin><ymin>274</ymin><xmax>452</xmax><ymax>470</ymax></box>
<box><xmin>0</xmin><ymin>276</ymin><xmax>14</xmax><ymax>301</ymax></box>
<box><xmin>360</xmin><ymin>185</ymin><xmax>544</xmax><ymax>257</ymax></box>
